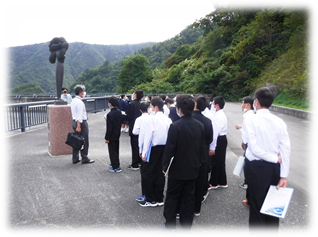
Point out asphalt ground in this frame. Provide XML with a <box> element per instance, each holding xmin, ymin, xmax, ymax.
<box><xmin>2</xmin><ymin>102</ymin><xmax>315</xmax><ymax>236</ymax></box>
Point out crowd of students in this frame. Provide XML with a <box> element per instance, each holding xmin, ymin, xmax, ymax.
<box><xmin>71</xmin><ymin>85</ymin><xmax>291</xmax><ymax>231</ymax></box>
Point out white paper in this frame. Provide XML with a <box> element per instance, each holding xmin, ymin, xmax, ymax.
<box><xmin>233</xmin><ymin>156</ymin><xmax>245</xmax><ymax>177</ymax></box>
<box><xmin>260</xmin><ymin>185</ymin><xmax>294</xmax><ymax>218</ymax></box>
<box><xmin>164</xmin><ymin>157</ymin><xmax>174</xmax><ymax>177</ymax></box>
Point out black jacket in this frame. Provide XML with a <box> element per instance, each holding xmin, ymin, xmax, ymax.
<box><xmin>126</xmin><ymin>99</ymin><xmax>141</xmax><ymax>136</ymax></box>
<box><xmin>162</xmin><ymin>114</ymin><xmax>205</xmax><ymax>180</ymax></box>
<box><xmin>168</xmin><ymin>106</ymin><xmax>180</xmax><ymax>123</ymax></box>
<box><xmin>105</xmin><ymin>108</ymin><xmax>123</xmax><ymax>141</ymax></box>
<box><xmin>192</xmin><ymin>110</ymin><xmax>213</xmax><ymax>164</ymax></box>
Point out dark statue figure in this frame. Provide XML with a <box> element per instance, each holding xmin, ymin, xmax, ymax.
<box><xmin>49</xmin><ymin>37</ymin><xmax>69</xmax><ymax>105</ymax></box>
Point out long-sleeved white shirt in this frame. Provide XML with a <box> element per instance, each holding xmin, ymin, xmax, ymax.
<box><xmin>243</xmin><ymin>109</ymin><xmax>291</xmax><ymax>177</ymax></box>
<box><xmin>71</xmin><ymin>96</ymin><xmax>87</xmax><ymax>123</ymax></box>
<box><xmin>132</xmin><ymin>113</ymin><xmax>152</xmax><ymax>154</ymax></box>
<box><xmin>209</xmin><ymin>109</ymin><xmax>227</xmax><ymax>150</ymax></box>
<box><xmin>241</xmin><ymin>110</ymin><xmax>254</xmax><ymax>144</ymax></box>
<box><xmin>163</xmin><ymin>104</ymin><xmax>170</xmax><ymax>117</ymax></box>
<box><xmin>202</xmin><ymin>108</ymin><xmax>217</xmax><ymax>151</ymax></box>
<box><xmin>142</xmin><ymin>111</ymin><xmax>172</xmax><ymax>158</ymax></box>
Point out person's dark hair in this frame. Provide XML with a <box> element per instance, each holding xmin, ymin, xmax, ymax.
<box><xmin>108</xmin><ymin>96</ymin><xmax>119</xmax><ymax>107</ymax></box>
<box><xmin>120</xmin><ymin>94</ymin><xmax>125</xmax><ymax>99</ymax></box>
<box><xmin>140</xmin><ymin>102</ymin><xmax>149</xmax><ymax>113</ymax></box>
<box><xmin>74</xmin><ymin>85</ymin><xmax>85</xmax><ymax>95</ymax></box>
<box><xmin>243</xmin><ymin>96</ymin><xmax>254</xmax><ymax>109</ymax></box>
<box><xmin>134</xmin><ymin>90</ymin><xmax>144</xmax><ymax>101</ymax></box>
<box><xmin>160</xmin><ymin>94</ymin><xmax>166</xmax><ymax>101</ymax></box>
<box><xmin>165</xmin><ymin>98</ymin><xmax>174</xmax><ymax>105</ymax></box>
<box><xmin>176</xmin><ymin>94</ymin><xmax>195</xmax><ymax>116</ymax></box>
<box><xmin>151</xmin><ymin>97</ymin><xmax>164</xmax><ymax>112</ymax></box>
<box><xmin>213</xmin><ymin>96</ymin><xmax>225</xmax><ymax>109</ymax></box>
<box><xmin>195</xmin><ymin>95</ymin><xmax>208</xmax><ymax>112</ymax></box>
<box><xmin>147</xmin><ymin>95</ymin><xmax>152</xmax><ymax>100</ymax></box>
<box><xmin>62</xmin><ymin>87</ymin><xmax>68</xmax><ymax>91</ymax></box>
<box><xmin>254</xmin><ymin>87</ymin><xmax>275</xmax><ymax>108</ymax></box>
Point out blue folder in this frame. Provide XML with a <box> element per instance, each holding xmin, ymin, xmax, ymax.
<box><xmin>146</xmin><ymin>141</ymin><xmax>152</xmax><ymax>162</ymax></box>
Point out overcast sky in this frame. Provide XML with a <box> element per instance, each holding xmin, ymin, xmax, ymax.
<box><xmin>1</xmin><ymin>0</ymin><xmax>314</xmax><ymax>48</ymax></box>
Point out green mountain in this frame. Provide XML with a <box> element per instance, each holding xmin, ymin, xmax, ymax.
<box><xmin>128</xmin><ymin>8</ymin><xmax>308</xmax><ymax>109</ymax></box>
<box><xmin>8</xmin><ymin>42</ymin><xmax>154</xmax><ymax>93</ymax></box>
<box><xmin>70</xmin><ymin>26</ymin><xmax>204</xmax><ymax>93</ymax></box>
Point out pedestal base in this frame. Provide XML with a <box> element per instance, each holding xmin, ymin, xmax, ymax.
<box><xmin>48</xmin><ymin>105</ymin><xmax>73</xmax><ymax>156</ymax></box>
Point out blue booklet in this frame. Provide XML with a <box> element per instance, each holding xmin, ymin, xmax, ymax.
<box><xmin>146</xmin><ymin>141</ymin><xmax>152</xmax><ymax>162</ymax></box>
<box><xmin>260</xmin><ymin>185</ymin><xmax>294</xmax><ymax>218</ymax></box>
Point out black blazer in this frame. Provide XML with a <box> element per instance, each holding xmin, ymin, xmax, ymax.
<box><xmin>168</xmin><ymin>106</ymin><xmax>180</xmax><ymax>123</ymax></box>
<box><xmin>105</xmin><ymin>108</ymin><xmax>123</xmax><ymax>141</ymax></box>
<box><xmin>126</xmin><ymin>99</ymin><xmax>142</xmax><ymax>136</ymax></box>
<box><xmin>162</xmin><ymin>114</ymin><xmax>205</xmax><ymax>180</ymax></box>
<box><xmin>192</xmin><ymin>110</ymin><xmax>213</xmax><ymax>164</ymax></box>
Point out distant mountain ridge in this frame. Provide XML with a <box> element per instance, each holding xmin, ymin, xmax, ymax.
<box><xmin>8</xmin><ymin>42</ymin><xmax>154</xmax><ymax>93</ymax></box>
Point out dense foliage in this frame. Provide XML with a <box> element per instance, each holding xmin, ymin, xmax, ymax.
<box><xmin>76</xmin><ymin>0</ymin><xmax>317</xmax><ymax>105</ymax></box>
<box><xmin>129</xmin><ymin>7</ymin><xmax>309</xmax><ymax>108</ymax></box>
<box><xmin>11</xmin><ymin>82</ymin><xmax>45</xmax><ymax>94</ymax></box>
<box><xmin>9</xmin><ymin>7</ymin><xmax>308</xmax><ymax>109</ymax></box>
<box><xmin>9</xmin><ymin>42</ymin><xmax>154</xmax><ymax>94</ymax></box>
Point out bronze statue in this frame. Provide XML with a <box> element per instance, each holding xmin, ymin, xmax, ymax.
<box><xmin>49</xmin><ymin>37</ymin><xmax>69</xmax><ymax>105</ymax></box>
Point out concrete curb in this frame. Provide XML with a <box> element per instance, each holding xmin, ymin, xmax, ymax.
<box><xmin>269</xmin><ymin>104</ymin><xmax>312</xmax><ymax>120</ymax></box>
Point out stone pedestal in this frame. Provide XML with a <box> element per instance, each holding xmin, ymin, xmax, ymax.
<box><xmin>48</xmin><ymin>105</ymin><xmax>73</xmax><ymax>156</ymax></box>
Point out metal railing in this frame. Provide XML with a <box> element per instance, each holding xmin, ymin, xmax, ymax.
<box><xmin>4</xmin><ymin>96</ymin><xmax>111</xmax><ymax>132</ymax></box>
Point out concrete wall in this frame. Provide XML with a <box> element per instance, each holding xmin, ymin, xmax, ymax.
<box><xmin>269</xmin><ymin>104</ymin><xmax>312</xmax><ymax>120</ymax></box>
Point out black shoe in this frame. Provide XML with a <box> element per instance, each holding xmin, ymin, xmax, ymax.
<box><xmin>82</xmin><ymin>159</ymin><xmax>95</xmax><ymax>164</ymax></box>
<box><xmin>73</xmin><ymin>160</ymin><xmax>81</xmax><ymax>164</ymax></box>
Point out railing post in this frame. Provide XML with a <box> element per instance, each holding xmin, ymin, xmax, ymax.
<box><xmin>94</xmin><ymin>99</ymin><xmax>97</xmax><ymax>113</ymax></box>
<box><xmin>20</xmin><ymin>106</ymin><xmax>26</xmax><ymax>132</ymax></box>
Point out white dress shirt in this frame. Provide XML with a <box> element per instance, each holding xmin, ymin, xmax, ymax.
<box><xmin>142</xmin><ymin>111</ymin><xmax>172</xmax><ymax>158</ymax></box>
<box><xmin>163</xmin><ymin>104</ymin><xmax>170</xmax><ymax>117</ymax></box>
<box><xmin>243</xmin><ymin>109</ymin><xmax>291</xmax><ymax>177</ymax></box>
<box><xmin>71</xmin><ymin>96</ymin><xmax>87</xmax><ymax>123</ymax></box>
<box><xmin>132</xmin><ymin>113</ymin><xmax>152</xmax><ymax>154</ymax></box>
<box><xmin>241</xmin><ymin>110</ymin><xmax>254</xmax><ymax>144</ymax></box>
<box><xmin>209</xmin><ymin>109</ymin><xmax>227</xmax><ymax>150</ymax></box>
<box><xmin>202</xmin><ymin>108</ymin><xmax>217</xmax><ymax>151</ymax></box>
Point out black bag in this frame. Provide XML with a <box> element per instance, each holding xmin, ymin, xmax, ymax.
<box><xmin>65</xmin><ymin>132</ymin><xmax>85</xmax><ymax>150</ymax></box>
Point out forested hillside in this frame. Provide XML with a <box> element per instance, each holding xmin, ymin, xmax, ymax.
<box><xmin>131</xmin><ymin>8</ymin><xmax>308</xmax><ymax>108</ymax></box>
<box><xmin>74</xmin><ymin>7</ymin><xmax>308</xmax><ymax>109</ymax></box>
<box><xmin>69</xmin><ymin>26</ymin><xmax>203</xmax><ymax>93</ymax></box>
<box><xmin>9</xmin><ymin>7</ymin><xmax>308</xmax><ymax>109</ymax></box>
<box><xmin>8</xmin><ymin>42</ymin><xmax>154</xmax><ymax>93</ymax></box>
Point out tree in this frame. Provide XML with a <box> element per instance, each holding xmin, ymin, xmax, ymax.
<box><xmin>117</xmin><ymin>54</ymin><xmax>152</xmax><ymax>92</ymax></box>
<box><xmin>11</xmin><ymin>82</ymin><xmax>46</xmax><ymax>94</ymax></box>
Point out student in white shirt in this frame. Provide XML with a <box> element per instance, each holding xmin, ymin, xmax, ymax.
<box><xmin>243</xmin><ymin>87</ymin><xmax>290</xmax><ymax>229</ymax></box>
<box><xmin>235</xmin><ymin>96</ymin><xmax>255</xmax><ymax>205</ymax></box>
<box><xmin>139</xmin><ymin>97</ymin><xmax>172</xmax><ymax>207</ymax></box>
<box><xmin>209</xmin><ymin>96</ymin><xmax>228</xmax><ymax>189</ymax></box>
<box><xmin>132</xmin><ymin>102</ymin><xmax>152</xmax><ymax>203</ymax></box>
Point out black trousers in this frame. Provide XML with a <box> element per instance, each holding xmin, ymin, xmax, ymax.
<box><xmin>209</xmin><ymin>135</ymin><xmax>228</xmax><ymax>186</ymax></box>
<box><xmin>245</xmin><ymin>158</ymin><xmax>280</xmax><ymax>229</ymax></box>
<box><xmin>72</xmin><ymin>120</ymin><xmax>89</xmax><ymax>163</ymax></box>
<box><xmin>107</xmin><ymin>140</ymin><xmax>120</xmax><ymax>169</ymax></box>
<box><xmin>163</xmin><ymin>178</ymin><xmax>196</xmax><ymax>230</ymax></box>
<box><xmin>130</xmin><ymin>134</ymin><xmax>140</xmax><ymax>168</ymax></box>
<box><xmin>176</xmin><ymin>163</ymin><xmax>208</xmax><ymax>214</ymax></box>
<box><xmin>140</xmin><ymin>145</ymin><xmax>165</xmax><ymax>203</ymax></box>
<box><xmin>195</xmin><ymin>163</ymin><xmax>208</xmax><ymax>213</ymax></box>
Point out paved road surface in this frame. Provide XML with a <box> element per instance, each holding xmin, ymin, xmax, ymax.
<box><xmin>4</xmin><ymin>102</ymin><xmax>313</xmax><ymax>235</ymax></box>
